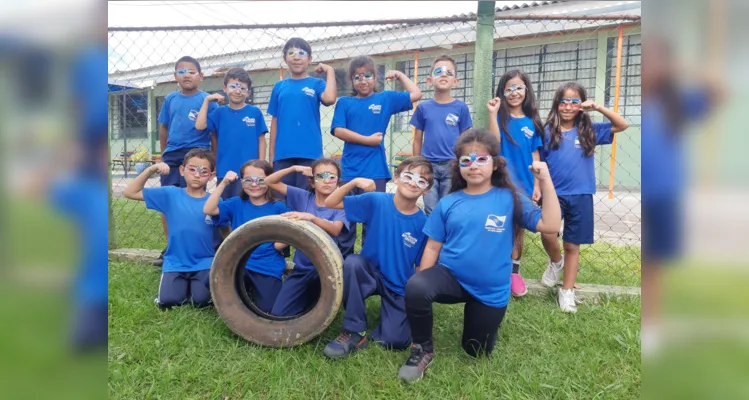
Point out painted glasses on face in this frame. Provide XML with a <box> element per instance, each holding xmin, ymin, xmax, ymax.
<box><xmin>241</xmin><ymin>176</ymin><xmax>266</xmax><ymax>187</ymax></box>
<box><xmin>432</xmin><ymin>66</ymin><xmax>455</xmax><ymax>78</ymax></box>
<box><xmin>399</xmin><ymin>172</ymin><xmax>430</xmax><ymax>189</ymax></box>
<box><xmin>185</xmin><ymin>165</ymin><xmax>211</xmax><ymax>177</ymax></box>
<box><xmin>313</xmin><ymin>171</ymin><xmax>338</xmax><ymax>184</ymax></box>
<box><xmin>458</xmin><ymin>152</ymin><xmax>492</xmax><ymax>168</ymax></box>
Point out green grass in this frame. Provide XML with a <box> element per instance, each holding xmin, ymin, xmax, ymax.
<box><xmin>112</xmin><ymin>197</ymin><xmax>641</xmax><ymax>287</ymax></box>
<box><xmin>109</xmin><ymin>260</ymin><xmax>641</xmax><ymax>399</ymax></box>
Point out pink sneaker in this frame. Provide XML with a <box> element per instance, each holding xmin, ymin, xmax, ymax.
<box><xmin>511</xmin><ymin>273</ymin><xmax>528</xmax><ymax>297</ymax></box>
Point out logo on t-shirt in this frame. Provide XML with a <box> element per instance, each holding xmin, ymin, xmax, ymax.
<box><xmin>302</xmin><ymin>87</ymin><xmax>316</xmax><ymax>97</ymax></box>
<box><xmin>574</xmin><ymin>137</ymin><xmax>581</xmax><ymax>148</ymax></box>
<box><xmin>204</xmin><ymin>214</ymin><xmax>214</xmax><ymax>225</ymax></box>
<box><xmin>242</xmin><ymin>116</ymin><xmax>255</xmax><ymax>127</ymax></box>
<box><xmin>521</xmin><ymin>126</ymin><xmax>534</xmax><ymax>139</ymax></box>
<box><xmin>445</xmin><ymin>113</ymin><xmax>459</xmax><ymax>126</ymax></box>
<box><xmin>485</xmin><ymin>214</ymin><xmax>506</xmax><ymax>233</ymax></box>
<box><xmin>402</xmin><ymin>232</ymin><xmax>418</xmax><ymax>248</ymax></box>
<box><xmin>188</xmin><ymin>110</ymin><xmax>199</xmax><ymax>121</ymax></box>
<box><xmin>369</xmin><ymin>104</ymin><xmax>382</xmax><ymax>114</ymax></box>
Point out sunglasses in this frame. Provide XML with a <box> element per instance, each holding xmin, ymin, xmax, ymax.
<box><xmin>185</xmin><ymin>165</ymin><xmax>211</xmax><ymax>177</ymax></box>
<box><xmin>504</xmin><ymin>84</ymin><xmax>526</xmax><ymax>96</ymax></box>
<box><xmin>458</xmin><ymin>152</ymin><xmax>492</xmax><ymax>168</ymax></box>
<box><xmin>241</xmin><ymin>176</ymin><xmax>266</xmax><ymax>186</ymax></box>
<box><xmin>352</xmin><ymin>72</ymin><xmax>374</xmax><ymax>82</ymax></box>
<box><xmin>313</xmin><ymin>172</ymin><xmax>338</xmax><ymax>183</ymax></box>
<box><xmin>226</xmin><ymin>83</ymin><xmax>249</xmax><ymax>93</ymax></box>
<box><xmin>286</xmin><ymin>48</ymin><xmax>308</xmax><ymax>58</ymax></box>
<box><xmin>432</xmin><ymin>66</ymin><xmax>455</xmax><ymax>78</ymax></box>
<box><xmin>176</xmin><ymin>68</ymin><xmax>199</xmax><ymax>77</ymax></box>
<box><xmin>399</xmin><ymin>172</ymin><xmax>430</xmax><ymax>189</ymax></box>
<box><xmin>559</xmin><ymin>98</ymin><xmax>582</xmax><ymax>106</ymax></box>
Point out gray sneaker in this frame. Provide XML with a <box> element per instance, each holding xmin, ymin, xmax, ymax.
<box><xmin>541</xmin><ymin>257</ymin><xmax>564</xmax><ymax>288</ymax></box>
<box><xmin>397</xmin><ymin>344</ymin><xmax>434</xmax><ymax>383</ymax></box>
<box><xmin>323</xmin><ymin>331</ymin><xmax>368</xmax><ymax>359</ymax></box>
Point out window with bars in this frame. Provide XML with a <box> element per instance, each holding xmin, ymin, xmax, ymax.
<box><xmin>605</xmin><ymin>34</ymin><xmax>641</xmax><ymax>125</ymax></box>
<box><xmin>111</xmin><ymin>92</ymin><xmax>149</xmax><ymax>140</ymax></box>
<box><xmin>394</xmin><ymin>53</ymin><xmax>474</xmax><ymax>132</ymax></box>
<box><xmin>252</xmin><ymin>84</ymin><xmax>274</xmax><ymax>128</ymax></box>
<box><xmin>493</xmin><ymin>39</ymin><xmax>598</xmax><ymax>116</ymax></box>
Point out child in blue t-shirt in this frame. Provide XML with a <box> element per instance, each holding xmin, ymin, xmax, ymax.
<box><xmin>203</xmin><ymin>159</ymin><xmax>287</xmax><ymax>313</ymax></box>
<box><xmin>322</xmin><ymin>157</ymin><xmax>433</xmax><ymax>359</ymax></box>
<box><xmin>396</xmin><ymin>129</ymin><xmax>561</xmax><ymax>383</ymax></box>
<box><xmin>487</xmin><ymin>69</ymin><xmax>546</xmax><ymax>298</ymax></box>
<box><xmin>331</xmin><ymin>55</ymin><xmax>422</xmax><ymax>247</ymax></box>
<box><xmin>264</xmin><ymin>158</ymin><xmax>350</xmax><ymax>317</ymax></box>
<box><xmin>196</xmin><ymin>68</ymin><xmax>268</xmax><ymax>200</ymax></box>
<box><xmin>268</xmin><ymin>37</ymin><xmax>337</xmax><ymax>194</ymax></box>
<box><xmin>123</xmin><ymin>149</ymin><xmax>220</xmax><ymax>309</ymax></box>
<box><xmin>411</xmin><ymin>55</ymin><xmax>472</xmax><ymax>215</ymax></box>
<box><xmin>538</xmin><ymin>82</ymin><xmax>629</xmax><ymax>313</ymax></box>
<box><xmin>153</xmin><ymin>56</ymin><xmax>218</xmax><ymax>267</ymax></box>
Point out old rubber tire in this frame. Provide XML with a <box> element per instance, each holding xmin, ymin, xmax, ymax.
<box><xmin>210</xmin><ymin>215</ymin><xmax>343</xmax><ymax>347</ymax></box>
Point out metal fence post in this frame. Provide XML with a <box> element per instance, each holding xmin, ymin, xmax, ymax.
<box><xmin>472</xmin><ymin>1</ymin><xmax>495</xmax><ymax>129</ymax></box>
<box><xmin>108</xmin><ymin>94</ymin><xmax>117</xmax><ymax>250</ymax></box>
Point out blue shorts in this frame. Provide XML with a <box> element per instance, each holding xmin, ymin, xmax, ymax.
<box><xmin>156</xmin><ymin>270</ymin><xmax>212</xmax><ymax>309</ymax></box>
<box><xmin>216</xmin><ymin>176</ymin><xmax>243</xmax><ymax>200</ymax></box>
<box><xmin>160</xmin><ymin>148</ymin><xmax>192</xmax><ymax>188</ymax></box>
<box><xmin>642</xmin><ymin>197</ymin><xmax>682</xmax><ymax>263</ymax></box>
<box><xmin>559</xmin><ymin>194</ymin><xmax>594</xmax><ymax>245</ymax></box>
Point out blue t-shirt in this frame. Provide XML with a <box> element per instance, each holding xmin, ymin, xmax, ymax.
<box><xmin>50</xmin><ymin>176</ymin><xmax>108</xmax><ymax>305</ymax></box>
<box><xmin>268</xmin><ymin>77</ymin><xmax>328</xmax><ymax>162</ymax></box>
<box><xmin>207</xmin><ymin>104</ymin><xmax>269</xmax><ymax>178</ymax></box>
<box><xmin>286</xmin><ymin>186</ymin><xmax>348</xmax><ymax>271</ymax></box>
<box><xmin>331</xmin><ymin>91</ymin><xmax>413</xmax><ymax>181</ymax></box>
<box><xmin>642</xmin><ymin>91</ymin><xmax>709</xmax><ymax>200</ymax></box>
<box><xmin>214</xmin><ymin>198</ymin><xmax>288</xmax><ymax>278</ymax></box>
<box><xmin>410</xmin><ymin>99</ymin><xmax>472</xmax><ymax>162</ymax></box>
<box><xmin>344</xmin><ymin>192</ymin><xmax>427</xmax><ymax>296</ymax></box>
<box><xmin>499</xmin><ymin>116</ymin><xmax>543</xmax><ymax>196</ymax></box>
<box><xmin>158</xmin><ymin>91</ymin><xmax>217</xmax><ymax>154</ymax></box>
<box><xmin>143</xmin><ymin>186</ymin><xmax>217</xmax><ymax>273</ymax></box>
<box><xmin>541</xmin><ymin>122</ymin><xmax>613</xmax><ymax>196</ymax></box>
<box><xmin>424</xmin><ymin>188</ymin><xmax>542</xmax><ymax>307</ymax></box>
<box><xmin>73</xmin><ymin>45</ymin><xmax>108</xmax><ymax>138</ymax></box>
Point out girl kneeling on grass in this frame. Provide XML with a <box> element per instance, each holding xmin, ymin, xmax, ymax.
<box><xmin>396</xmin><ymin>129</ymin><xmax>561</xmax><ymax>383</ymax></box>
<box><xmin>538</xmin><ymin>82</ymin><xmax>629</xmax><ymax>313</ymax></box>
<box><xmin>265</xmin><ymin>159</ymin><xmax>351</xmax><ymax>317</ymax></box>
<box><xmin>203</xmin><ymin>160</ymin><xmax>288</xmax><ymax>313</ymax></box>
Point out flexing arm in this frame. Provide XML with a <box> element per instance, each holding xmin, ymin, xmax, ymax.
<box><xmin>333</xmin><ymin>127</ymin><xmax>382</xmax><ymax>147</ymax></box>
<box><xmin>584</xmin><ymin>101</ymin><xmax>630</xmax><ymax>134</ymax></box>
<box><xmin>283</xmin><ymin>212</ymin><xmax>344</xmax><ymax>237</ymax></box>
<box><xmin>123</xmin><ymin>162</ymin><xmax>170</xmax><ymax>201</ymax></box>
<box><xmin>203</xmin><ymin>171</ymin><xmax>237</xmax><ymax>216</ymax></box>
<box><xmin>487</xmin><ymin>97</ymin><xmax>501</xmax><ymax>143</ymax></box>
<box><xmin>324</xmin><ymin>178</ymin><xmax>376</xmax><ymax>210</ymax></box>
<box><xmin>529</xmin><ymin>161</ymin><xmax>561</xmax><ymax>233</ymax></box>
<box><xmin>317</xmin><ymin>63</ymin><xmax>337</xmax><ymax>105</ymax></box>
<box><xmin>195</xmin><ymin>93</ymin><xmax>223</xmax><ymax>130</ymax></box>
<box><xmin>531</xmin><ymin>150</ymin><xmax>541</xmax><ymax>202</ymax></box>
<box><xmin>265</xmin><ymin>165</ymin><xmax>312</xmax><ymax>196</ymax></box>
<box><xmin>417</xmin><ymin>238</ymin><xmax>443</xmax><ymax>273</ymax></box>
<box><xmin>386</xmin><ymin>70</ymin><xmax>421</xmax><ymax>103</ymax></box>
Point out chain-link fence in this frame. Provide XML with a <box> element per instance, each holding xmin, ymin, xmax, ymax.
<box><xmin>108</xmin><ymin>8</ymin><xmax>642</xmax><ymax>287</ymax></box>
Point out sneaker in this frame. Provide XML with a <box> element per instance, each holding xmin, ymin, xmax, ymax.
<box><xmin>558</xmin><ymin>288</ymin><xmax>578</xmax><ymax>313</ymax></box>
<box><xmin>510</xmin><ymin>273</ymin><xmax>528</xmax><ymax>297</ymax></box>
<box><xmin>397</xmin><ymin>344</ymin><xmax>435</xmax><ymax>383</ymax></box>
<box><xmin>152</xmin><ymin>249</ymin><xmax>165</xmax><ymax>267</ymax></box>
<box><xmin>541</xmin><ymin>258</ymin><xmax>564</xmax><ymax>288</ymax></box>
<box><xmin>323</xmin><ymin>331</ymin><xmax>368</xmax><ymax>359</ymax></box>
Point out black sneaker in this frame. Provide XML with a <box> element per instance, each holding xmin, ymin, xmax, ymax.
<box><xmin>152</xmin><ymin>249</ymin><xmax>165</xmax><ymax>267</ymax></box>
<box><xmin>397</xmin><ymin>343</ymin><xmax>434</xmax><ymax>383</ymax></box>
<box><xmin>323</xmin><ymin>331</ymin><xmax>368</xmax><ymax>359</ymax></box>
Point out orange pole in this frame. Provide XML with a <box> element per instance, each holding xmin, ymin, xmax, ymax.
<box><xmin>280</xmin><ymin>68</ymin><xmax>284</xmax><ymax>80</ymax></box>
<box><xmin>608</xmin><ymin>25</ymin><xmax>624</xmax><ymax>199</ymax></box>
<box><xmin>411</xmin><ymin>51</ymin><xmax>419</xmax><ymax>150</ymax></box>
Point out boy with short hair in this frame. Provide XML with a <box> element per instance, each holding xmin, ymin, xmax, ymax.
<box><xmin>411</xmin><ymin>55</ymin><xmax>472</xmax><ymax>215</ymax></box>
<box><xmin>195</xmin><ymin>67</ymin><xmax>268</xmax><ymax>200</ymax></box>
<box><xmin>123</xmin><ymin>148</ymin><xmax>219</xmax><ymax>309</ymax></box>
<box><xmin>153</xmin><ymin>55</ymin><xmax>218</xmax><ymax>266</ymax></box>
<box><xmin>268</xmin><ymin>37</ymin><xmax>337</xmax><ymax>195</ymax></box>
<box><xmin>322</xmin><ymin>156</ymin><xmax>434</xmax><ymax>358</ymax></box>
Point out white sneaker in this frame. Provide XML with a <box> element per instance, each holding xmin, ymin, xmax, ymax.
<box><xmin>557</xmin><ymin>288</ymin><xmax>578</xmax><ymax>313</ymax></box>
<box><xmin>541</xmin><ymin>258</ymin><xmax>564</xmax><ymax>287</ymax></box>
